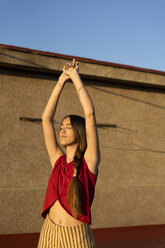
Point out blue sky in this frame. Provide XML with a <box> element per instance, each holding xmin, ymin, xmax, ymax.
<box><xmin>1</xmin><ymin>0</ymin><xmax>165</xmax><ymax>71</ymax></box>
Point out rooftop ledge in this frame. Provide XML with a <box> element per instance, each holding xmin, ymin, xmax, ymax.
<box><xmin>0</xmin><ymin>43</ymin><xmax>165</xmax><ymax>89</ymax></box>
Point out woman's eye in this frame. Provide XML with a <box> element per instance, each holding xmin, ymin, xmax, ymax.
<box><xmin>60</xmin><ymin>127</ymin><xmax>72</xmax><ymax>131</ymax></box>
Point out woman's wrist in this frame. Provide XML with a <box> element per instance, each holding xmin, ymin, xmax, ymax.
<box><xmin>76</xmin><ymin>85</ymin><xmax>84</xmax><ymax>91</ymax></box>
<box><xmin>70</xmin><ymin>71</ymin><xmax>84</xmax><ymax>90</ymax></box>
<box><xmin>70</xmin><ymin>72</ymin><xmax>82</xmax><ymax>89</ymax></box>
<box><xmin>59</xmin><ymin>71</ymin><xmax>70</xmax><ymax>84</ymax></box>
<box><xmin>57</xmin><ymin>78</ymin><xmax>65</xmax><ymax>88</ymax></box>
<box><xmin>58</xmin><ymin>74</ymin><xmax>68</xmax><ymax>85</ymax></box>
<box><xmin>70</xmin><ymin>70</ymin><xmax>79</xmax><ymax>81</ymax></box>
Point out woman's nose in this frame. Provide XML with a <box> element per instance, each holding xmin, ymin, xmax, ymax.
<box><xmin>61</xmin><ymin>128</ymin><xmax>66</xmax><ymax>133</ymax></box>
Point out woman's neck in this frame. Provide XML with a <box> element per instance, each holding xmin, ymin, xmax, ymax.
<box><xmin>66</xmin><ymin>144</ymin><xmax>78</xmax><ymax>163</ymax></box>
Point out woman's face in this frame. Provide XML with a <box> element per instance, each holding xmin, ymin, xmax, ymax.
<box><xmin>59</xmin><ymin>117</ymin><xmax>77</xmax><ymax>146</ymax></box>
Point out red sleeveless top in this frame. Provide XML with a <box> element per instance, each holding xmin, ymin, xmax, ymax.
<box><xmin>41</xmin><ymin>155</ymin><xmax>98</xmax><ymax>224</ymax></box>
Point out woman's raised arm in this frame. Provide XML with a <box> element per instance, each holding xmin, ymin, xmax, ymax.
<box><xmin>63</xmin><ymin>60</ymin><xmax>101</xmax><ymax>174</ymax></box>
<box><xmin>41</xmin><ymin>72</ymin><xmax>69</xmax><ymax>168</ymax></box>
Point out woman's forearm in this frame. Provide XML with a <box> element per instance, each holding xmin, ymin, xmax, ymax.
<box><xmin>41</xmin><ymin>78</ymin><xmax>65</xmax><ymax>121</ymax></box>
<box><xmin>71</xmin><ymin>72</ymin><xmax>95</xmax><ymax>116</ymax></box>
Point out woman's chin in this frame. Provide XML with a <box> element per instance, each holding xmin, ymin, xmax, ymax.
<box><xmin>60</xmin><ymin>140</ymin><xmax>70</xmax><ymax>147</ymax></box>
<box><xmin>60</xmin><ymin>141</ymin><xmax>66</xmax><ymax>146</ymax></box>
<box><xmin>60</xmin><ymin>141</ymin><xmax>77</xmax><ymax>147</ymax></box>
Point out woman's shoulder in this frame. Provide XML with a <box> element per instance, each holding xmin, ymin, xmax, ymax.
<box><xmin>81</xmin><ymin>155</ymin><xmax>98</xmax><ymax>178</ymax></box>
<box><xmin>53</xmin><ymin>154</ymin><xmax>66</xmax><ymax>170</ymax></box>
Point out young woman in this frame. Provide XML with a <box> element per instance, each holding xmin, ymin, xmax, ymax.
<box><xmin>38</xmin><ymin>59</ymin><xmax>100</xmax><ymax>248</ymax></box>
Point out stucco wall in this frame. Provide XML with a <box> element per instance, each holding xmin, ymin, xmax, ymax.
<box><xmin>1</xmin><ymin>56</ymin><xmax>165</xmax><ymax>234</ymax></box>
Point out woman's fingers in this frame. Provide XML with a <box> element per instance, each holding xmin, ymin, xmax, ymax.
<box><xmin>66</xmin><ymin>63</ymin><xmax>70</xmax><ymax>69</ymax></box>
<box><xmin>73</xmin><ymin>59</ymin><xmax>79</xmax><ymax>69</ymax></box>
<box><xmin>75</xmin><ymin>61</ymin><xmax>79</xmax><ymax>69</ymax></box>
<box><xmin>72</xmin><ymin>59</ymin><xmax>76</xmax><ymax>67</ymax></box>
<box><xmin>64</xmin><ymin>59</ymin><xmax>79</xmax><ymax>71</ymax></box>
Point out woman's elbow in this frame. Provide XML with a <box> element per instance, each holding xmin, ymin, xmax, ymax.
<box><xmin>85</xmin><ymin>110</ymin><xmax>95</xmax><ymax>119</ymax></box>
<box><xmin>41</xmin><ymin>114</ymin><xmax>53</xmax><ymax>122</ymax></box>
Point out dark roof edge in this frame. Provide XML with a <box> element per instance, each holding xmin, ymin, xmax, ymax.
<box><xmin>0</xmin><ymin>43</ymin><xmax>165</xmax><ymax>75</ymax></box>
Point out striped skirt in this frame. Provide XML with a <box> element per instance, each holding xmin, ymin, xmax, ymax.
<box><xmin>37</xmin><ymin>214</ymin><xmax>95</xmax><ymax>248</ymax></box>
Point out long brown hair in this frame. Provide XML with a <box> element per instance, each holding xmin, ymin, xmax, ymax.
<box><xmin>62</xmin><ymin>115</ymin><xmax>87</xmax><ymax>218</ymax></box>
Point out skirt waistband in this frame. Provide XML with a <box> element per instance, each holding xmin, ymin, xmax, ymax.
<box><xmin>47</xmin><ymin>213</ymin><xmax>87</xmax><ymax>229</ymax></box>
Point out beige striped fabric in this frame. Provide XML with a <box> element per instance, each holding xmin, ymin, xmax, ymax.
<box><xmin>37</xmin><ymin>214</ymin><xmax>95</xmax><ymax>248</ymax></box>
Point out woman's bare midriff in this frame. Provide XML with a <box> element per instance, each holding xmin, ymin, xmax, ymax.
<box><xmin>49</xmin><ymin>200</ymin><xmax>83</xmax><ymax>226</ymax></box>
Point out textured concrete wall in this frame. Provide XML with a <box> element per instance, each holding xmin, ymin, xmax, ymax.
<box><xmin>1</xmin><ymin>52</ymin><xmax>165</xmax><ymax>234</ymax></box>
<box><xmin>1</xmin><ymin>45</ymin><xmax>165</xmax><ymax>87</ymax></box>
